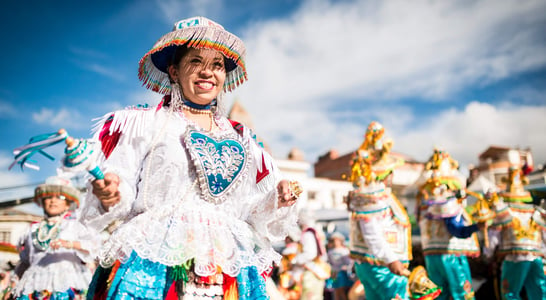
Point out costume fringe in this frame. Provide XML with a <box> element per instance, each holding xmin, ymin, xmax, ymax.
<box><xmin>92</xmin><ymin>107</ymin><xmax>154</xmax><ymax>145</ymax></box>
<box><xmin>222</xmin><ymin>274</ymin><xmax>238</xmax><ymax>300</ymax></box>
<box><xmin>252</xmin><ymin>143</ymin><xmax>275</xmax><ymax>193</ymax></box>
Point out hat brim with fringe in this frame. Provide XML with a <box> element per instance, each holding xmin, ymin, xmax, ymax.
<box><xmin>138</xmin><ymin>16</ymin><xmax>247</xmax><ymax>94</ymax></box>
<box><xmin>34</xmin><ymin>183</ymin><xmax>80</xmax><ymax>208</ymax></box>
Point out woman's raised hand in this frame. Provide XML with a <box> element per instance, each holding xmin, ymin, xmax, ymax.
<box><xmin>92</xmin><ymin>172</ymin><xmax>121</xmax><ymax>211</ymax></box>
<box><xmin>277</xmin><ymin>179</ymin><xmax>302</xmax><ymax>208</ymax></box>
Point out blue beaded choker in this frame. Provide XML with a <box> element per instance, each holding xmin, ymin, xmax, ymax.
<box><xmin>183</xmin><ymin>98</ymin><xmax>216</xmax><ymax>111</ymax></box>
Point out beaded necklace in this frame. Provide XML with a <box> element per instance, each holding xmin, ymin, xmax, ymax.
<box><xmin>179</xmin><ymin>96</ymin><xmax>215</xmax><ymax>130</ymax></box>
<box><xmin>181</xmin><ymin>103</ymin><xmax>215</xmax><ymax>131</ymax></box>
<box><xmin>32</xmin><ymin>212</ymin><xmax>67</xmax><ymax>250</ymax></box>
<box><xmin>182</xmin><ymin>105</ymin><xmax>212</xmax><ymax>115</ymax></box>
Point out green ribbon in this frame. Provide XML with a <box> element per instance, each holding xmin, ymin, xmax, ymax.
<box><xmin>168</xmin><ymin>259</ymin><xmax>193</xmax><ymax>282</ymax></box>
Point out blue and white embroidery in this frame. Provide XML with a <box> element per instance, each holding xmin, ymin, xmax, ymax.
<box><xmin>185</xmin><ymin>128</ymin><xmax>248</xmax><ymax>204</ymax></box>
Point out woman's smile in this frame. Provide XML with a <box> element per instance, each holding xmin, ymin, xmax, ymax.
<box><xmin>195</xmin><ymin>80</ymin><xmax>215</xmax><ymax>91</ymax></box>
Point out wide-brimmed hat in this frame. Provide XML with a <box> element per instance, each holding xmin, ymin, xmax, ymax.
<box><xmin>138</xmin><ymin>16</ymin><xmax>247</xmax><ymax>94</ymax></box>
<box><xmin>34</xmin><ymin>176</ymin><xmax>80</xmax><ymax>208</ymax></box>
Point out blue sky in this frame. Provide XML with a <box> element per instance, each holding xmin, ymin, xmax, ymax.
<box><xmin>1</xmin><ymin>0</ymin><xmax>546</xmax><ymax>200</ymax></box>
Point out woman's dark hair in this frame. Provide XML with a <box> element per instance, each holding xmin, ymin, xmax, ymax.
<box><xmin>170</xmin><ymin>45</ymin><xmax>190</xmax><ymax>69</ymax></box>
<box><xmin>168</xmin><ymin>44</ymin><xmax>232</xmax><ymax>79</ymax></box>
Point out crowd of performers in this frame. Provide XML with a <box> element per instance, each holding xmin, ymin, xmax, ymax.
<box><xmin>2</xmin><ymin>14</ymin><xmax>546</xmax><ymax>300</ymax></box>
<box><xmin>338</xmin><ymin>121</ymin><xmax>546</xmax><ymax>300</ymax></box>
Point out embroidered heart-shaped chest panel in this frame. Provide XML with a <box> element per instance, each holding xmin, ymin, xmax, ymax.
<box><xmin>185</xmin><ymin>130</ymin><xmax>247</xmax><ymax>203</ymax></box>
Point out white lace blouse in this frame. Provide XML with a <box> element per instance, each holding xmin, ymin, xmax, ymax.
<box><xmin>80</xmin><ymin>106</ymin><xmax>298</xmax><ymax>277</ymax></box>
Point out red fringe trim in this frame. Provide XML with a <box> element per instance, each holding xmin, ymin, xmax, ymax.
<box><xmin>223</xmin><ymin>274</ymin><xmax>238</xmax><ymax>300</ymax></box>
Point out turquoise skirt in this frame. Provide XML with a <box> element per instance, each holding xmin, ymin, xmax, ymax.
<box><xmin>87</xmin><ymin>251</ymin><xmax>269</xmax><ymax>300</ymax></box>
<box><xmin>18</xmin><ymin>288</ymin><xmax>80</xmax><ymax>300</ymax></box>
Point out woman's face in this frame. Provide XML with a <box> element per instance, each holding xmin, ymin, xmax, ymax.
<box><xmin>42</xmin><ymin>195</ymin><xmax>69</xmax><ymax>217</ymax></box>
<box><xmin>169</xmin><ymin>48</ymin><xmax>226</xmax><ymax>105</ymax></box>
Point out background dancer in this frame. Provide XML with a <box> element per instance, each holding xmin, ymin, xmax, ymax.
<box><xmin>416</xmin><ymin>148</ymin><xmax>481</xmax><ymax>300</ymax></box>
<box><xmin>484</xmin><ymin>151</ymin><xmax>546</xmax><ymax>300</ymax></box>
<box><xmin>13</xmin><ymin>176</ymin><xmax>99</xmax><ymax>299</ymax></box>
<box><xmin>347</xmin><ymin>122</ymin><xmax>440</xmax><ymax>300</ymax></box>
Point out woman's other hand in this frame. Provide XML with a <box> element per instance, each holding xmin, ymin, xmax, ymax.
<box><xmin>50</xmin><ymin>239</ymin><xmax>74</xmax><ymax>250</ymax></box>
<box><xmin>92</xmin><ymin>172</ymin><xmax>121</xmax><ymax>211</ymax></box>
<box><xmin>277</xmin><ymin>180</ymin><xmax>301</xmax><ymax>208</ymax></box>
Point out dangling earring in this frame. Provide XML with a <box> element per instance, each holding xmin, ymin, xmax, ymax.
<box><xmin>214</xmin><ymin>92</ymin><xmax>226</xmax><ymax>116</ymax></box>
<box><xmin>210</xmin><ymin>98</ymin><xmax>218</xmax><ymax>115</ymax></box>
<box><xmin>170</xmin><ymin>82</ymin><xmax>184</xmax><ymax>112</ymax></box>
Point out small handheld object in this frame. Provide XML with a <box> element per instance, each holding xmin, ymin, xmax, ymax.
<box><xmin>289</xmin><ymin>180</ymin><xmax>303</xmax><ymax>199</ymax></box>
<box><xmin>62</xmin><ymin>132</ymin><xmax>104</xmax><ymax>179</ymax></box>
<box><xmin>407</xmin><ymin>266</ymin><xmax>442</xmax><ymax>300</ymax></box>
<box><xmin>10</xmin><ymin>129</ymin><xmax>104</xmax><ymax>179</ymax></box>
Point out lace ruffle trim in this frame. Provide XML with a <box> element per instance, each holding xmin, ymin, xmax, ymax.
<box><xmin>98</xmin><ymin>207</ymin><xmax>281</xmax><ymax>277</ymax></box>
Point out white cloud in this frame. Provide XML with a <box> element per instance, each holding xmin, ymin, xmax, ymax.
<box><xmin>250</xmin><ymin>100</ymin><xmax>546</xmax><ymax>174</ymax></box>
<box><xmin>32</xmin><ymin>108</ymin><xmax>89</xmax><ymax>130</ymax></box>
<box><xmin>155</xmin><ymin>0</ymin><xmax>225</xmax><ymax>26</ymax></box>
<box><xmin>238</xmin><ymin>0</ymin><xmax>545</xmax><ymax>107</ymax></box>
<box><xmin>391</xmin><ymin>102</ymin><xmax>546</xmax><ymax>167</ymax></box>
<box><xmin>221</xmin><ymin>0</ymin><xmax>546</xmax><ymax>168</ymax></box>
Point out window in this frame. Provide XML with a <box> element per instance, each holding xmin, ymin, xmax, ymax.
<box><xmin>0</xmin><ymin>230</ymin><xmax>11</xmax><ymax>243</ymax></box>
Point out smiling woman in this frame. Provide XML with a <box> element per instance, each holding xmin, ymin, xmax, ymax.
<box><xmin>78</xmin><ymin>16</ymin><xmax>301</xmax><ymax>299</ymax></box>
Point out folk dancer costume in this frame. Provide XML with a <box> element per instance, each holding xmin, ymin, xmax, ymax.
<box><xmin>484</xmin><ymin>152</ymin><xmax>546</xmax><ymax>300</ymax></box>
<box><xmin>79</xmin><ymin>16</ymin><xmax>298</xmax><ymax>299</ymax></box>
<box><xmin>291</xmin><ymin>213</ymin><xmax>330</xmax><ymax>300</ymax></box>
<box><xmin>416</xmin><ymin>148</ymin><xmax>480</xmax><ymax>300</ymax></box>
<box><xmin>14</xmin><ymin>176</ymin><xmax>99</xmax><ymax>299</ymax></box>
<box><xmin>347</xmin><ymin>122</ymin><xmax>440</xmax><ymax>300</ymax></box>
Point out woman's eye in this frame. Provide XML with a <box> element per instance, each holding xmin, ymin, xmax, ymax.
<box><xmin>213</xmin><ymin>61</ymin><xmax>224</xmax><ymax>69</ymax></box>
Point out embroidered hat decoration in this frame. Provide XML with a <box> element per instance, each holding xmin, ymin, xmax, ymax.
<box><xmin>138</xmin><ymin>16</ymin><xmax>247</xmax><ymax>94</ymax></box>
